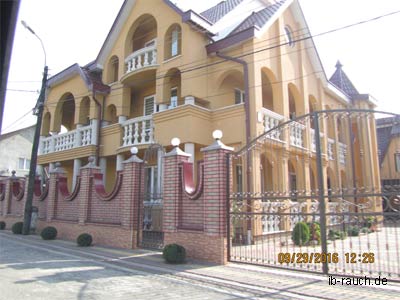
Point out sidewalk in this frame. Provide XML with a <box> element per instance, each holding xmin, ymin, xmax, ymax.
<box><xmin>1</xmin><ymin>231</ymin><xmax>399</xmax><ymax>300</ymax></box>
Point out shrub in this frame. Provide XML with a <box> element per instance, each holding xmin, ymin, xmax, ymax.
<box><xmin>360</xmin><ymin>227</ymin><xmax>372</xmax><ymax>234</ymax></box>
<box><xmin>40</xmin><ymin>226</ymin><xmax>57</xmax><ymax>240</ymax></box>
<box><xmin>347</xmin><ymin>226</ymin><xmax>360</xmax><ymax>237</ymax></box>
<box><xmin>292</xmin><ymin>222</ymin><xmax>310</xmax><ymax>246</ymax></box>
<box><xmin>163</xmin><ymin>243</ymin><xmax>186</xmax><ymax>264</ymax></box>
<box><xmin>328</xmin><ymin>229</ymin><xmax>347</xmax><ymax>240</ymax></box>
<box><xmin>307</xmin><ymin>222</ymin><xmax>321</xmax><ymax>245</ymax></box>
<box><xmin>77</xmin><ymin>233</ymin><xmax>93</xmax><ymax>247</ymax></box>
<box><xmin>0</xmin><ymin>221</ymin><xmax>5</xmax><ymax>230</ymax></box>
<box><xmin>363</xmin><ymin>216</ymin><xmax>376</xmax><ymax>228</ymax></box>
<box><xmin>11</xmin><ymin>222</ymin><xmax>23</xmax><ymax>234</ymax></box>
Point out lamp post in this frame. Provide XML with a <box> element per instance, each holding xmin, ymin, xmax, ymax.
<box><xmin>21</xmin><ymin>21</ymin><xmax>48</xmax><ymax>235</ymax></box>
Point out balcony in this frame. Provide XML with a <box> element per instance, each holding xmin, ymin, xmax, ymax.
<box><xmin>289</xmin><ymin>122</ymin><xmax>305</xmax><ymax>148</ymax></box>
<box><xmin>258</xmin><ymin>107</ymin><xmax>285</xmax><ymax>141</ymax></box>
<box><xmin>121</xmin><ymin>115</ymin><xmax>154</xmax><ymax>148</ymax></box>
<box><xmin>39</xmin><ymin>123</ymin><xmax>97</xmax><ymax>155</ymax></box>
<box><xmin>339</xmin><ymin>142</ymin><xmax>347</xmax><ymax>165</ymax></box>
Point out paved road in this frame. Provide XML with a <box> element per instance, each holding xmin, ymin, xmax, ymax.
<box><xmin>1</xmin><ymin>231</ymin><xmax>399</xmax><ymax>300</ymax></box>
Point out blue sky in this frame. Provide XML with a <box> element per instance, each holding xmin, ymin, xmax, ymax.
<box><xmin>3</xmin><ymin>0</ymin><xmax>400</xmax><ymax>133</ymax></box>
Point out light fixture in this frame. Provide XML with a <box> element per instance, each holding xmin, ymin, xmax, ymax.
<box><xmin>130</xmin><ymin>147</ymin><xmax>138</xmax><ymax>155</ymax></box>
<box><xmin>212</xmin><ymin>129</ymin><xmax>223</xmax><ymax>140</ymax></box>
<box><xmin>171</xmin><ymin>137</ymin><xmax>180</xmax><ymax>147</ymax></box>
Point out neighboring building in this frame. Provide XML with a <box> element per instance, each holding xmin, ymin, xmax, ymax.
<box><xmin>0</xmin><ymin>125</ymin><xmax>35</xmax><ymax>177</ymax></box>
<box><xmin>37</xmin><ymin>0</ymin><xmax>380</xmax><ymax>214</ymax></box>
<box><xmin>376</xmin><ymin>116</ymin><xmax>400</xmax><ymax>186</ymax></box>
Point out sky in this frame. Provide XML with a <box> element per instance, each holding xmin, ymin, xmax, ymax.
<box><xmin>3</xmin><ymin>0</ymin><xmax>400</xmax><ymax>134</ymax></box>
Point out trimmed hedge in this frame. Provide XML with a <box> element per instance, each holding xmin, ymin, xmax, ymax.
<box><xmin>11</xmin><ymin>222</ymin><xmax>23</xmax><ymax>234</ymax></box>
<box><xmin>292</xmin><ymin>222</ymin><xmax>310</xmax><ymax>246</ymax></box>
<box><xmin>77</xmin><ymin>233</ymin><xmax>93</xmax><ymax>247</ymax></box>
<box><xmin>0</xmin><ymin>221</ymin><xmax>5</xmax><ymax>230</ymax></box>
<box><xmin>40</xmin><ymin>226</ymin><xmax>58</xmax><ymax>240</ymax></box>
<box><xmin>162</xmin><ymin>243</ymin><xmax>186</xmax><ymax>264</ymax></box>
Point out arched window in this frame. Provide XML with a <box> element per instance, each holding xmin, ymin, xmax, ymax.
<box><xmin>164</xmin><ymin>24</ymin><xmax>181</xmax><ymax>60</ymax></box>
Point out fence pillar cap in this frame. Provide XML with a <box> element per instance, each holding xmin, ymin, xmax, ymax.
<box><xmin>165</xmin><ymin>137</ymin><xmax>191</xmax><ymax>157</ymax></box>
<box><xmin>123</xmin><ymin>147</ymin><xmax>144</xmax><ymax>163</ymax></box>
<box><xmin>49</xmin><ymin>162</ymin><xmax>67</xmax><ymax>174</ymax></box>
<box><xmin>81</xmin><ymin>156</ymin><xmax>101</xmax><ymax>170</ymax></box>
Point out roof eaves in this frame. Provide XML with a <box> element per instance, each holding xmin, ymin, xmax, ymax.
<box><xmin>206</xmin><ymin>26</ymin><xmax>256</xmax><ymax>54</ymax></box>
<box><xmin>47</xmin><ymin>64</ymin><xmax>91</xmax><ymax>89</ymax></box>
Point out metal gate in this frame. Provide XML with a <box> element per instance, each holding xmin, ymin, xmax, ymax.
<box><xmin>139</xmin><ymin>144</ymin><xmax>164</xmax><ymax>249</ymax></box>
<box><xmin>228</xmin><ymin>109</ymin><xmax>400</xmax><ymax>281</ymax></box>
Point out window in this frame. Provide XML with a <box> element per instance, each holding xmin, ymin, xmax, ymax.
<box><xmin>171</xmin><ymin>28</ymin><xmax>179</xmax><ymax>57</ymax></box>
<box><xmin>170</xmin><ymin>87</ymin><xmax>178</xmax><ymax>108</ymax></box>
<box><xmin>236</xmin><ymin>165</ymin><xmax>243</xmax><ymax>194</ymax></box>
<box><xmin>284</xmin><ymin>26</ymin><xmax>295</xmax><ymax>47</ymax></box>
<box><xmin>395</xmin><ymin>153</ymin><xmax>400</xmax><ymax>172</ymax></box>
<box><xmin>164</xmin><ymin>24</ymin><xmax>181</xmax><ymax>60</ymax></box>
<box><xmin>234</xmin><ymin>89</ymin><xmax>245</xmax><ymax>104</ymax></box>
<box><xmin>18</xmin><ymin>158</ymin><xmax>30</xmax><ymax>170</ymax></box>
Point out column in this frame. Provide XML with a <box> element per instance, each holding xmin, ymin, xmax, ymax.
<box><xmin>116</xmin><ymin>154</ymin><xmax>124</xmax><ymax>171</ymax></box>
<box><xmin>99</xmin><ymin>157</ymin><xmax>107</xmax><ymax>185</ymax></box>
<box><xmin>72</xmin><ymin>159</ymin><xmax>82</xmax><ymax>190</ymax></box>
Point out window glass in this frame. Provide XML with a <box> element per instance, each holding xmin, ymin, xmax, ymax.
<box><xmin>171</xmin><ymin>29</ymin><xmax>179</xmax><ymax>57</ymax></box>
<box><xmin>395</xmin><ymin>153</ymin><xmax>400</xmax><ymax>172</ymax></box>
<box><xmin>284</xmin><ymin>26</ymin><xmax>295</xmax><ymax>47</ymax></box>
<box><xmin>235</xmin><ymin>89</ymin><xmax>244</xmax><ymax>104</ymax></box>
<box><xmin>170</xmin><ymin>87</ymin><xmax>178</xmax><ymax>108</ymax></box>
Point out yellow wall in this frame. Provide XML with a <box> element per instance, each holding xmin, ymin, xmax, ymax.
<box><xmin>381</xmin><ymin>136</ymin><xmax>400</xmax><ymax>180</ymax></box>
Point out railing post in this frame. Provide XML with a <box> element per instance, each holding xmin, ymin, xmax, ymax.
<box><xmin>314</xmin><ymin>112</ymin><xmax>329</xmax><ymax>275</ymax></box>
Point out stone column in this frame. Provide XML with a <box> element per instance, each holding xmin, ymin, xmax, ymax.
<box><xmin>116</xmin><ymin>154</ymin><xmax>124</xmax><ymax>171</ymax></box>
<box><xmin>72</xmin><ymin>158</ymin><xmax>82</xmax><ymax>190</ymax></box>
<box><xmin>99</xmin><ymin>157</ymin><xmax>107</xmax><ymax>185</ymax></box>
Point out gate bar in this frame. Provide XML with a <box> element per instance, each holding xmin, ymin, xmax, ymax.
<box><xmin>313</xmin><ymin>112</ymin><xmax>329</xmax><ymax>274</ymax></box>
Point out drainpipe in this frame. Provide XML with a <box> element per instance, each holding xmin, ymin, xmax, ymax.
<box><xmin>216</xmin><ymin>52</ymin><xmax>252</xmax><ymax>244</ymax></box>
<box><xmin>92</xmin><ymin>90</ymin><xmax>102</xmax><ymax>165</ymax></box>
<box><xmin>216</xmin><ymin>52</ymin><xmax>251</xmax><ymax>186</ymax></box>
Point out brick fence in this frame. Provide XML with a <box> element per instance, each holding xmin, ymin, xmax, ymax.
<box><xmin>0</xmin><ymin>138</ymin><xmax>233</xmax><ymax>264</ymax></box>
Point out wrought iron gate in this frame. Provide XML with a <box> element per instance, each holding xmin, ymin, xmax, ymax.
<box><xmin>139</xmin><ymin>144</ymin><xmax>164</xmax><ymax>249</ymax></box>
<box><xmin>228</xmin><ymin>109</ymin><xmax>400</xmax><ymax>281</ymax></box>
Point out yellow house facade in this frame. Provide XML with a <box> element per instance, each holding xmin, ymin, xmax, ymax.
<box><xmin>37</xmin><ymin>0</ymin><xmax>380</xmax><ymax>215</ymax></box>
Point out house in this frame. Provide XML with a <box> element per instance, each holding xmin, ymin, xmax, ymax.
<box><xmin>376</xmin><ymin>116</ymin><xmax>400</xmax><ymax>186</ymax></box>
<box><xmin>0</xmin><ymin>125</ymin><xmax>35</xmax><ymax>177</ymax></box>
<box><xmin>36</xmin><ymin>0</ymin><xmax>381</xmax><ymax>233</ymax></box>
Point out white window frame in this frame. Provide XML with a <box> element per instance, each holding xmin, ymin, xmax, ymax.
<box><xmin>170</xmin><ymin>87</ymin><xmax>178</xmax><ymax>109</ymax></box>
<box><xmin>143</xmin><ymin>95</ymin><xmax>156</xmax><ymax>116</ymax></box>
<box><xmin>18</xmin><ymin>158</ymin><xmax>30</xmax><ymax>170</ymax></box>
<box><xmin>171</xmin><ymin>28</ymin><xmax>179</xmax><ymax>57</ymax></box>
<box><xmin>234</xmin><ymin>88</ymin><xmax>245</xmax><ymax>104</ymax></box>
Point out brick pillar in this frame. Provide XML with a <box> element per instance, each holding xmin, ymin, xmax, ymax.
<box><xmin>79</xmin><ymin>157</ymin><xmax>101</xmax><ymax>225</ymax></box>
<box><xmin>1</xmin><ymin>177</ymin><xmax>11</xmax><ymax>216</ymax></box>
<box><xmin>200</xmin><ymin>138</ymin><xmax>233</xmax><ymax>264</ymax></box>
<box><xmin>121</xmin><ymin>148</ymin><xmax>145</xmax><ymax>248</ymax></box>
<box><xmin>163</xmin><ymin>146</ymin><xmax>190</xmax><ymax>233</ymax></box>
<box><xmin>47</xmin><ymin>163</ymin><xmax>65</xmax><ymax>222</ymax></box>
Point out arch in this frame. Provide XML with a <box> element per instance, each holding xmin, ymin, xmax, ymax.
<box><xmin>261</xmin><ymin>67</ymin><xmax>277</xmax><ymax>111</ymax></box>
<box><xmin>260</xmin><ymin>153</ymin><xmax>273</xmax><ymax>192</ymax></box>
<box><xmin>124</xmin><ymin>14</ymin><xmax>157</xmax><ymax>58</ymax></box>
<box><xmin>41</xmin><ymin>112</ymin><xmax>51</xmax><ymax>136</ymax></box>
<box><xmin>105</xmin><ymin>104</ymin><xmax>118</xmax><ymax>125</ymax></box>
<box><xmin>54</xmin><ymin>92</ymin><xmax>75</xmax><ymax>132</ymax></box>
<box><xmin>107</xmin><ymin>55</ymin><xmax>119</xmax><ymax>83</ymax></box>
<box><xmin>217</xmin><ymin>69</ymin><xmax>244</xmax><ymax>107</ymax></box>
<box><xmin>164</xmin><ymin>23</ymin><xmax>182</xmax><ymax>60</ymax></box>
<box><xmin>288</xmin><ymin>83</ymin><xmax>302</xmax><ymax>120</ymax></box>
<box><xmin>163</xmin><ymin>68</ymin><xmax>181</xmax><ymax>108</ymax></box>
<box><xmin>78</xmin><ymin>96</ymin><xmax>90</xmax><ymax>126</ymax></box>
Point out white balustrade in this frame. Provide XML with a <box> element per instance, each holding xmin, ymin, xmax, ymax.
<box><xmin>122</xmin><ymin>115</ymin><xmax>154</xmax><ymax>147</ymax></box>
<box><xmin>339</xmin><ymin>142</ymin><xmax>347</xmax><ymax>164</ymax></box>
<box><xmin>258</xmin><ymin>107</ymin><xmax>284</xmax><ymax>141</ymax></box>
<box><xmin>289</xmin><ymin>121</ymin><xmax>305</xmax><ymax>148</ymax></box>
<box><xmin>39</xmin><ymin>122</ymin><xmax>97</xmax><ymax>155</ymax></box>
<box><xmin>125</xmin><ymin>45</ymin><xmax>157</xmax><ymax>73</ymax></box>
<box><xmin>327</xmin><ymin>138</ymin><xmax>335</xmax><ymax>160</ymax></box>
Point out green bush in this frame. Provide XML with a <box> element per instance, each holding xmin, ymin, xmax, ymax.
<box><xmin>328</xmin><ymin>229</ymin><xmax>347</xmax><ymax>240</ymax></box>
<box><xmin>0</xmin><ymin>221</ymin><xmax>5</xmax><ymax>230</ymax></box>
<box><xmin>40</xmin><ymin>226</ymin><xmax>57</xmax><ymax>240</ymax></box>
<box><xmin>162</xmin><ymin>243</ymin><xmax>186</xmax><ymax>264</ymax></box>
<box><xmin>308</xmin><ymin>222</ymin><xmax>321</xmax><ymax>245</ymax></box>
<box><xmin>77</xmin><ymin>233</ymin><xmax>93</xmax><ymax>247</ymax></box>
<box><xmin>292</xmin><ymin>222</ymin><xmax>310</xmax><ymax>246</ymax></box>
<box><xmin>363</xmin><ymin>216</ymin><xmax>376</xmax><ymax>229</ymax></box>
<box><xmin>360</xmin><ymin>227</ymin><xmax>372</xmax><ymax>234</ymax></box>
<box><xmin>11</xmin><ymin>222</ymin><xmax>23</xmax><ymax>234</ymax></box>
<box><xmin>347</xmin><ymin>226</ymin><xmax>360</xmax><ymax>237</ymax></box>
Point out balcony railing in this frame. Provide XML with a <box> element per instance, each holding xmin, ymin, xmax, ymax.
<box><xmin>289</xmin><ymin>121</ymin><xmax>305</xmax><ymax>148</ymax></box>
<box><xmin>310</xmin><ymin>129</ymin><xmax>324</xmax><ymax>152</ymax></box>
<box><xmin>122</xmin><ymin>115</ymin><xmax>154</xmax><ymax>147</ymax></box>
<box><xmin>40</xmin><ymin>123</ymin><xmax>97</xmax><ymax>155</ymax></box>
<box><xmin>327</xmin><ymin>138</ymin><xmax>335</xmax><ymax>160</ymax></box>
<box><xmin>125</xmin><ymin>44</ymin><xmax>157</xmax><ymax>74</ymax></box>
<box><xmin>258</xmin><ymin>107</ymin><xmax>285</xmax><ymax>141</ymax></box>
<box><xmin>339</xmin><ymin>142</ymin><xmax>347</xmax><ymax>164</ymax></box>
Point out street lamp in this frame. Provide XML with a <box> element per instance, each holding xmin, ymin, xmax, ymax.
<box><xmin>21</xmin><ymin>20</ymin><xmax>48</xmax><ymax>235</ymax></box>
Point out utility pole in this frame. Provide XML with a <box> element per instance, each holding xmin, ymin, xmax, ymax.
<box><xmin>21</xmin><ymin>21</ymin><xmax>48</xmax><ymax>235</ymax></box>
